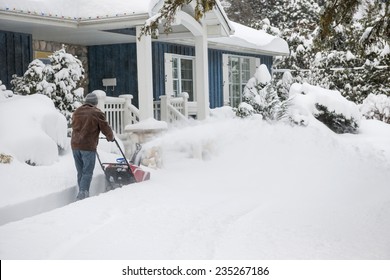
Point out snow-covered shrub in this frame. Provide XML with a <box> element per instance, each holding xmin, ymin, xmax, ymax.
<box><xmin>10</xmin><ymin>59</ymin><xmax>55</xmax><ymax>96</ymax></box>
<box><xmin>360</xmin><ymin>93</ymin><xmax>390</xmax><ymax>123</ymax></box>
<box><xmin>0</xmin><ymin>94</ymin><xmax>68</xmax><ymax>166</ymax></box>
<box><xmin>236</xmin><ymin>102</ymin><xmax>256</xmax><ymax>118</ymax></box>
<box><xmin>0</xmin><ymin>80</ymin><xmax>13</xmax><ymax>100</ymax></box>
<box><xmin>10</xmin><ymin>47</ymin><xmax>84</xmax><ymax>125</ymax></box>
<box><xmin>236</xmin><ymin>65</ymin><xmax>291</xmax><ymax>122</ymax></box>
<box><xmin>289</xmin><ymin>83</ymin><xmax>361</xmax><ymax>134</ymax></box>
<box><xmin>314</xmin><ymin>104</ymin><xmax>359</xmax><ymax>134</ymax></box>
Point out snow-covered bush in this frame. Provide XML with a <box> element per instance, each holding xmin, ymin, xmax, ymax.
<box><xmin>0</xmin><ymin>94</ymin><xmax>68</xmax><ymax>166</ymax></box>
<box><xmin>314</xmin><ymin>104</ymin><xmax>359</xmax><ymax>134</ymax></box>
<box><xmin>10</xmin><ymin>47</ymin><xmax>84</xmax><ymax>125</ymax></box>
<box><xmin>290</xmin><ymin>83</ymin><xmax>361</xmax><ymax>134</ymax></box>
<box><xmin>236</xmin><ymin>65</ymin><xmax>291</xmax><ymax>122</ymax></box>
<box><xmin>0</xmin><ymin>80</ymin><xmax>13</xmax><ymax>100</ymax></box>
<box><xmin>360</xmin><ymin>93</ymin><xmax>390</xmax><ymax>123</ymax></box>
<box><xmin>10</xmin><ymin>59</ymin><xmax>55</xmax><ymax>96</ymax></box>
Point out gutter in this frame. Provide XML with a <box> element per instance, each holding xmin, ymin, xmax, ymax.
<box><xmin>0</xmin><ymin>10</ymin><xmax>78</xmax><ymax>28</ymax></box>
<box><xmin>0</xmin><ymin>10</ymin><xmax>150</xmax><ymax>29</ymax></box>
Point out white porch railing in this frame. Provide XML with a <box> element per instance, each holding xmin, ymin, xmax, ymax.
<box><xmin>96</xmin><ymin>92</ymin><xmax>139</xmax><ymax>137</ymax></box>
<box><xmin>95</xmin><ymin>91</ymin><xmax>192</xmax><ymax>137</ymax></box>
<box><xmin>154</xmin><ymin>93</ymin><xmax>191</xmax><ymax>123</ymax></box>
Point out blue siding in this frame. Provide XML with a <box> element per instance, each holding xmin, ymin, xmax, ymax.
<box><xmin>208</xmin><ymin>49</ymin><xmax>224</xmax><ymax>108</ymax></box>
<box><xmin>88</xmin><ymin>43</ymin><xmax>138</xmax><ymax>104</ymax></box>
<box><xmin>0</xmin><ymin>30</ymin><xmax>32</xmax><ymax>89</ymax></box>
<box><xmin>88</xmin><ymin>41</ymin><xmax>274</xmax><ymax>109</ymax></box>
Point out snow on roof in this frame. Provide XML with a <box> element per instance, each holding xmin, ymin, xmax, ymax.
<box><xmin>0</xmin><ymin>0</ymin><xmax>160</xmax><ymax>19</ymax></box>
<box><xmin>210</xmin><ymin>21</ymin><xmax>290</xmax><ymax>56</ymax></box>
<box><xmin>1</xmin><ymin>1</ymin><xmax>288</xmax><ymax>56</ymax></box>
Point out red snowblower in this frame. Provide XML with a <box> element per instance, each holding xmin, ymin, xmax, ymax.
<box><xmin>97</xmin><ymin>138</ymin><xmax>150</xmax><ymax>191</ymax></box>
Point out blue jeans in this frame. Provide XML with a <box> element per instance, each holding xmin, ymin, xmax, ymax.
<box><xmin>72</xmin><ymin>150</ymin><xmax>96</xmax><ymax>193</ymax></box>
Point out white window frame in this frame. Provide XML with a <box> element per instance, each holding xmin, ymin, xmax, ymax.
<box><xmin>164</xmin><ymin>53</ymin><xmax>196</xmax><ymax>101</ymax></box>
<box><xmin>222</xmin><ymin>54</ymin><xmax>260</xmax><ymax>107</ymax></box>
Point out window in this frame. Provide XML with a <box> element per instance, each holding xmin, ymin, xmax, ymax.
<box><xmin>165</xmin><ymin>54</ymin><xmax>196</xmax><ymax>101</ymax></box>
<box><xmin>34</xmin><ymin>51</ymin><xmax>52</xmax><ymax>65</ymax></box>
<box><xmin>223</xmin><ymin>54</ymin><xmax>260</xmax><ymax>108</ymax></box>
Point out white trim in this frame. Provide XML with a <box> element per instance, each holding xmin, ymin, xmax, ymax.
<box><xmin>164</xmin><ymin>53</ymin><xmax>174</xmax><ymax>96</ymax></box>
<box><xmin>222</xmin><ymin>53</ymin><xmax>230</xmax><ymax>106</ymax></box>
<box><xmin>164</xmin><ymin>53</ymin><xmax>196</xmax><ymax>101</ymax></box>
<box><xmin>222</xmin><ymin>54</ymin><xmax>260</xmax><ymax>107</ymax></box>
<box><xmin>136</xmin><ymin>25</ymin><xmax>154</xmax><ymax>121</ymax></box>
<box><xmin>194</xmin><ymin>25</ymin><xmax>209</xmax><ymax>120</ymax></box>
<box><xmin>174</xmin><ymin>11</ymin><xmax>203</xmax><ymax>37</ymax></box>
<box><xmin>251</xmin><ymin>57</ymin><xmax>261</xmax><ymax>76</ymax></box>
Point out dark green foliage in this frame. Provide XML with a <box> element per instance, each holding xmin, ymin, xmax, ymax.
<box><xmin>314</xmin><ymin>103</ymin><xmax>359</xmax><ymax>134</ymax></box>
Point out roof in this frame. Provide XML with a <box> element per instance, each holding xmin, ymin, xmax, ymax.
<box><xmin>209</xmin><ymin>22</ymin><xmax>290</xmax><ymax>56</ymax></box>
<box><xmin>0</xmin><ymin>0</ymin><xmax>289</xmax><ymax>56</ymax></box>
<box><xmin>0</xmin><ymin>0</ymin><xmax>159</xmax><ymax>19</ymax></box>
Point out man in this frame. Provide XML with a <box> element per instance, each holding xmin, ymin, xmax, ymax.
<box><xmin>71</xmin><ymin>92</ymin><xmax>114</xmax><ymax>200</ymax></box>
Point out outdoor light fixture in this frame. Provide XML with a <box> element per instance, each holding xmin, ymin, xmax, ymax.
<box><xmin>102</xmin><ymin>78</ymin><xmax>117</xmax><ymax>92</ymax></box>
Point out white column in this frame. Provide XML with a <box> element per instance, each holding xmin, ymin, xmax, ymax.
<box><xmin>195</xmin><ymin>25</ymin><xmax>209</xmax><ymax>120</ymax></box>
<box><xmin>136</xmin><ymin>26</ymin><xmax>154</xmax><ymax>121</ymax></box>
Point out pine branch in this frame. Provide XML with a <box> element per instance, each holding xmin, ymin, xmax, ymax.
<box><xmin>138</xmin><ymin>0</ymin><xmax>217</xmax><ymax>39</ymax></box>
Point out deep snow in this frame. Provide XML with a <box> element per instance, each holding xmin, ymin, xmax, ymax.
<box><xmin>1</xmin><ymin>92</ymin><xmax>390</xmax><ymax>259</ymax></box>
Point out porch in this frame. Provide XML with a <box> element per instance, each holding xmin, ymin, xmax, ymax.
<box><xmin>95</xmin><ymin>90</ymin><xmax>194</xmax><ymax>156</ymax></box>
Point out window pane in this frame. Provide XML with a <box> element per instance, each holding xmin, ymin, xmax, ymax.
<box><xmin>231</xmin><ymin>84</ymin><xmax>241</xmax><ymax>108</ymax></box>
<box><xmin>173</xmin><ymin>80</ymin><xmax>179</xmax><ymax>96</ymax></box>
<box><xmin>172</xmin><ymin>58</ymin><xmax>178</xmax><ymax>79</ymax></box>
<box><xmin>181</xmin><ymin>59</ymin><xmax>193</xmax><ymax>80</ymax></box>
<box><xmin>228</xmin><ymin>56</ymin><xmax>255</xmax><ymax>108</ymax></box>
<box><xmin>241</xmin><ymin>58</ymin><xmax>251</xmax><ymax>83</ymax></box>
<box><xmin>181</xmin><ymin>81</ymin><xmax>194</xmax><ymax>101</ymax></box>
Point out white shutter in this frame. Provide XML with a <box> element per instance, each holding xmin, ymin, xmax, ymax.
<box><xmin>164</xmin><ymin>53</ymin><xmax>173</xmax><ymax>96</ymax></box>
<box><xmin>222</xmin><ymin>54</ymin><xmax>230</xmax><ymax>106</ymax></box>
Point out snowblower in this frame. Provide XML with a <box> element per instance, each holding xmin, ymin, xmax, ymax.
<box><xmin>97</xmin><ymin>138</ymin><xmax>150</xmax><ymax>191</ymax></box>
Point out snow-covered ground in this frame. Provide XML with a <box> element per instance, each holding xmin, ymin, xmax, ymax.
<box><xmin>1</xmin><ymin>89</ymin><xmax>390</xmax><ymax>260</ymax></box>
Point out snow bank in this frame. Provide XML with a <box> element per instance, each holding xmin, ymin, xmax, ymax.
<box><xmin>0</xmin><ymin>94</ymin><xmax>67</xmax><ymax>165</ymax></box>
<box><xmin>0</xmin><ymin>80</ymin><xmax>13</xmax><ymax>101</ymax></box>
<box><xmin>1</xmin><ymin>91</ymin><xmax>390</xmax><ymax>259</ymax></box>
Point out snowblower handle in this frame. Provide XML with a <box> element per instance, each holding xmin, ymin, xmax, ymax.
<box><xmin>99</xmin><ymin>137</ymin><xmax>131</xmax><ymax>169</ymax></box>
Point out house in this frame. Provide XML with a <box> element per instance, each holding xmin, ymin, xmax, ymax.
<box><xmin>0</xmin><ymin>0</ymin><xmax>289</xmax><ymax>126</ymax></box>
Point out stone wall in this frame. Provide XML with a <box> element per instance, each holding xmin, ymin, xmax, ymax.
<box><xmin>32</xmin><ymin>40</ymin><xmax>89</xmax><ymax>96</ymax></box>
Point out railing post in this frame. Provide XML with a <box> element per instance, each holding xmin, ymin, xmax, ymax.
<box><xmin>160</xmin><ymin>95</ymin><xmax>169</xmax><ymax>122</ymax></box>
<box><xmin>180</xmin><ymin>92</ymin><xmax>189</xmax><ymax>118</ymax></box>
<box><xmin>119</xmin><ymin>94</ymin><xmax>133</xmax><ymax>128</ymax></box>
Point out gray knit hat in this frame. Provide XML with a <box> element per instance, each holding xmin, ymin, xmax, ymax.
<box><xmin>85</xmin><ymin>93</ymin><xmax>98</xmax><ymax>105</ymax></box>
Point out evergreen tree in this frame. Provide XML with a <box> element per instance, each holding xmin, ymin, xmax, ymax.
<box><xmin>11</xmin><ymin>59</ymin><xmax>55</xmax><ymax>96</ymax></box>
<box><xmin>11</xmin><ymin>47</ymin><xmax>84</xmax><ymax>125</ymax></box>
<box><xmin>317</xmin><ymin>0</ymin><xmax>389</xmax><ymax>48</ymax></box>
<box><xmin>224</xmin><ymin>0</ymin><xmax>389</xmax><ymax>107</ymax></box>
<box><xmin>236</xmin><ymin>65</ymin><xmax>291</xmax><ymax>122</ymax></box>
<box><xmin>312</xmin><ymin>1</ymin><xmax>390</xmax><ymax>102</ymax></box>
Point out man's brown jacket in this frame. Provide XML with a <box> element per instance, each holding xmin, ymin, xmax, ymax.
<box><xmin>71</xmin><ymin>104</ymin><xmax>114</xmax><ymax>151</ymax></box>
